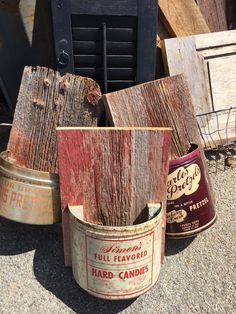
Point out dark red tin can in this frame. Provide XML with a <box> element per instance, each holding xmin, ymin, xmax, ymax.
<box><xmin>166</xmin><ymin>145</ymin><xmax>216</xmax><ymax>238</ymax></box>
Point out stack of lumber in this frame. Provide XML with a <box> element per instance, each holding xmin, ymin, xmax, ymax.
<box><xmin>156</xmin><ymin>0</ymin><xmax>230</xmax><ymax>78</ymax></box>
<box><xmin>156</xmin><ymin>0</ymin><xmax>236</xmax><ymax>148</ymax></box>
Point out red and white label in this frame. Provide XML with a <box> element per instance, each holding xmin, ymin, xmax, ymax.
<box><xmin>86</xmin><ymin>232</ymin><xmax>154</xmax><ymax>297</ymax></box>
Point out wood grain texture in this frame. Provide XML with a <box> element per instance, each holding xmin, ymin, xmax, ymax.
<box><xmin>103</xmin><ymin>74</ymin><xmax>201</xmax><ymax>159</ymax></box>
<box><xmin>57</xmin><ymin>127</ymin><xmax>171</xmax><ymax>265</ymax></box>
<box><xmin>162</xmin><ymin>30</ymin><xmax>236</xmax><ymax>146</ymax></box>
<box><xmin>158</xmin><ymin>0</ymin><xmax>210</xmax><ymax>37</ymax></box>
<box><xmin>196</xmin><ymin>0</ymin><xmax>227</xmax><ymax>32</ymax></box>
<box><xmin>7</xmin><ymin>66</ymin><xmax>101</xmax><ymax>173</ymax></box>
<box><xmin>162</xmin><ymin>36</ymin><xmax>211</xmax><ymax>116</ymax></box>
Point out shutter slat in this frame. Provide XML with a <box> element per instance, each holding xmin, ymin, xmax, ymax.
<box><xmin>74</xmin><ymin>68</ymin><xmax>135</xmax><ymax>80</ymax></box>
<box><xmin>73</xmin><ymin>41</ymin><xmax>136</xmax><ymax>54</ymax></box>
<box><xmin>72</xmin><ymin>27</ymin><xmax>137</xmax><ymax>42</ymax></box>
<box><xmin>74</xmin><ymin>55</ymin><xmax>136</xmax><ymax>67</ymax></box>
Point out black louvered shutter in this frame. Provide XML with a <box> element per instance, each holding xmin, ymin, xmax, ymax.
<box><xmin>51</xmin><ymin>0</ymin><xmax>157</xmax><ymax>93</ymax></box>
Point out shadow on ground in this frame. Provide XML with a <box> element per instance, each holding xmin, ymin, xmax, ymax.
<box><xmin>0</xmin><ymin>217</ymin><xmax>135</xmax><ymax>313</ymax></box>
<box><xmin>165</xmin><ymin>236</ymin><xmax>196</xmax><ymax>256</ymax></box>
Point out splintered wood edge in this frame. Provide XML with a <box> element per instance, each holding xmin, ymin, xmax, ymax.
<box><xmin>57</xmin><ymin>127</ymin><xmax>172</xmax><ymax>131</ymax></box>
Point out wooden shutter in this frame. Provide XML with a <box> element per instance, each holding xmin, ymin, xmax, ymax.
<box><xmin>51</xmin><ymin>0</ymin><xmax>157</xmax><ymax>92</ymax></box>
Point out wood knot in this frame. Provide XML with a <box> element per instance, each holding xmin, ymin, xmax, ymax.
<box><xmin>54</xmin><ymin>98</ymin><xmax>60</xmax><ymax>107</ymax></box>
<box><xmin>33</xmin><ymin>99</ymin><xmax>45</xmax><ymax>108</ymax></box>
<box><xmin>87</xmin><ymin>83</ymin><xmax>102</xmax><ymax>106</ymax></box>
<box><xmin>60</xmin><ymin>79</ymin><xmax>70</xmax><ymax>92</ymax></box>
<box><xmin>43</xmin><ymin>78</ymin><xmax>51</xmax><ymax>88</ymax></box>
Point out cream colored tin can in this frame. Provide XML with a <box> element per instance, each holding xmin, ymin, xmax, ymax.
<box><xmin>0</xmin><ymin>151</ymin><xmax>61</xmax><ymax>224</ymax></box>
<box><xmin>69</xmin><ymin>205</ymin><xmax>163</xmax><ymax>300</ymax></box>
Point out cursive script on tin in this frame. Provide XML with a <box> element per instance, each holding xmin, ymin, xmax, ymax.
<box><xmin>100</xmin><ymin>242</ymin><xmax>142</xmax><ymax>254</ymax></box>
<box><xmin>167</xmin><ymin>164</ymin><xmax>201</xmax><ymax>200</ymax></box>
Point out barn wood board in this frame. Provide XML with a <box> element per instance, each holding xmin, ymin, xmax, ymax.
<box><xmin>57</xmin><ymin>127</ymin><xmax>171</xmax><ymax>266</ymax></box>
<box><xmin>158</xmin><ymin>0</ymin><xmax>210</xmax><ymax>37</ymax></box>
<box><xmin>103</xmin><ymin>74</ymin><xmax>202</xmax><ymax>158</ymax></box>
<box><xmin>196</xmin><ymin>0</ymin><xmax>228</xmax><ymax>32</ymax></box>
<box><xmin>7</xmin><ymin>66</ymin><xmax>101</xmax><ymax>173</ymax></box>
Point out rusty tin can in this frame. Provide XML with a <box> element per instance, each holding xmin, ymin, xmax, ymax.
<box><xmin>69</xmin><ymin>205</ymin><xmax>163</xmax><ymax>300</ymax></box>
<box><xmin>166</xmin><ymin>145</ymin><xmax>216</xmax><ymax>238</ymax></box>
<box><xmin>0</xmin><ymin>151</ymin><xmax>61</xmax><ymax>224</ymax></box>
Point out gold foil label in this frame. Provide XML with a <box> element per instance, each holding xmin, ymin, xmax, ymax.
<box><xmin>166</xmin><ymin>209</ymin><xmax>187</xmax><ymax>224</ymax></box>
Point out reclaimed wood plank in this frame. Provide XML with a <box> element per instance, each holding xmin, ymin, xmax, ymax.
<box><xmin>162</xmin><ymin>36</ymin><xmax>212</xmax><ymax>116</ymax></box>
<box><xmin>196</xmin><ymin>0</ymin><xmax>228</xmax><ymax>32</ymax></box>
<box><xmin>57</xmin><ymin>127</ymin><xmax>171</xmax><ymax>265</ymax></box>
<box><xmin>162</xmin><ymin>30</ymin><xmax>236</xmax><ymax>147</ymax></box>
<box><xmin>103</xmin><ymin>74</ymin><xmax>202</xmax><ymax>159</ymax></box>
<box><xmin>7</xmin><ymin>66</ymin><xmax>101</xmax><ymax>173</ymax></box>
<box><xmin>158</xmin><ymin>0</ymin><xmax>210</xmax><ymax>37</ymax></box>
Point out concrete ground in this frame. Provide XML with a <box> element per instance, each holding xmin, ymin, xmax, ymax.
<box><xmin>0</xmin><ymin>151</ymin><xmax>235</xmax><ymax>313</ymax></box>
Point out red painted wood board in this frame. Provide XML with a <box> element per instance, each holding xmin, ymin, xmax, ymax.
<box><xmin>57</xmin><ymin>127</ymin><xmax>171</xmax><ymax>266</ymax></box>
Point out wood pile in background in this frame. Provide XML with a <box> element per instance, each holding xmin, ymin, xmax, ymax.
<box><xmin>156</xmin><ymin>0</ymin><xmax>231</xmax><ymax>79</ymax></box>
<box><xmin>7</xmin><ymin>66</ymin><xmax>101</xmax><ymax>173</ymax></box>
<box><xmin>158</xmin><ymin>0</ymin><xmax>210</xmax><ymax>37</ymax></box>
<box><xmin>162</xmin><ymin>30</ymin><xmax>236</xmax><ymax>147</ymax></box>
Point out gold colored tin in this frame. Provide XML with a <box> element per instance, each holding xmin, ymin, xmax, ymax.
<box><xmin>0</xmin><ymin>151</ymin><xmax>61</xmax><ymax>224</ymax></box>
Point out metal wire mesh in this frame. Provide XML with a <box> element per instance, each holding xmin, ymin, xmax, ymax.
<box><xmin>196</xmin><ymin>107</ymin><xmax>236</xmax><ymax>172</ymax></box>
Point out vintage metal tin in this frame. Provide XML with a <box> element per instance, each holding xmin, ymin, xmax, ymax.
<box><xmin>166</xmin><ymin>145</ymin><xmax>216</xmax><ymax>238</ymax></box>
<box><xmin>69</xmin><ymin>205</ymin><xmax>163</xmax><ymax>300</ymax></box>
<box><xmin>0</xmin><ymin>151</ymin><xmax>61</xmax><ymax>224</ymax></box>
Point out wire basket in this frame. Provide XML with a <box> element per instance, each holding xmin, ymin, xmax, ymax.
<box><xmin>196</xmin><ymin>107</ymin><xmax>236</xmax><ymax>173</ymax></box>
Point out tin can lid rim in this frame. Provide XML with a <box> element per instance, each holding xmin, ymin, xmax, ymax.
<box><xmin>169</xmin><ymin>144</ymin><xmax>200</xmax><ymax>167</ymax></box>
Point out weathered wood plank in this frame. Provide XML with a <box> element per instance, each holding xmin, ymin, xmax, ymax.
<box><xmin>196</xmin><ymin>0</ymin><xmax>228</xmax><ymax>32</ymax></box>
<box><xmin>162</xmin><ymin>36</ymin><xmax>212</xmax><ymax>116</ymax></box>
<box><xmin>7</xmin><ymin>66</ymin><xmax>101</xmax><ymax>173</ymax></box>
<box><xmin>158</xmin><ymin>0</ymin><xmax>210</xmax><ymax>37</ymax></box>
<box><xmin>57</xmin><ymin>127</ymin><xmax>171</xmax><ymax>265</ymax></box>
<box><xmin>103</xmin><ymin>74</ymin><xmax>202</xmax><ymax>159</ymax></box>
<box><xmin>162</xmin><ymin>30</ymin><xmax>236</xmax><ymax>146</ymax></box>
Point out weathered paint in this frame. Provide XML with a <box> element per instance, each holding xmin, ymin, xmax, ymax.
<box><xmin>166</xmin><ymin>145</ymin><xmax>216</xmax><ymax>237</ymax></box>
<box><xmin>0</xmin><ymin>151</ymin><xmax>61</xmax><ymax>225</ymax></box>
<box><xmin>69</xmin><ymin>204</ymin><xmax>163</xmax><ymax>300</ymax></box>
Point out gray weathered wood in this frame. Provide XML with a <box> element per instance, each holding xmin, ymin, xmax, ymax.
<box><xmin>162</xmin><ymin>30</ymin><xmax>236</xmax><ymax>146</ymax></box>
<box><xmin>7</xmin><ymin>66</ymin><xmax>101</xmax><ymax>172</ymax></box>
<box><xmin>103</xmin><ymin>74</ymin><xmax>202</xmax><ymax>159</ymax></box>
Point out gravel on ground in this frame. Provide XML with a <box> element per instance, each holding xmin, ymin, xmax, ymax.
<box><xmin>0</xmin><ymin>159</ymin><xmax>235</xmax><ymax>314</ymax></box>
